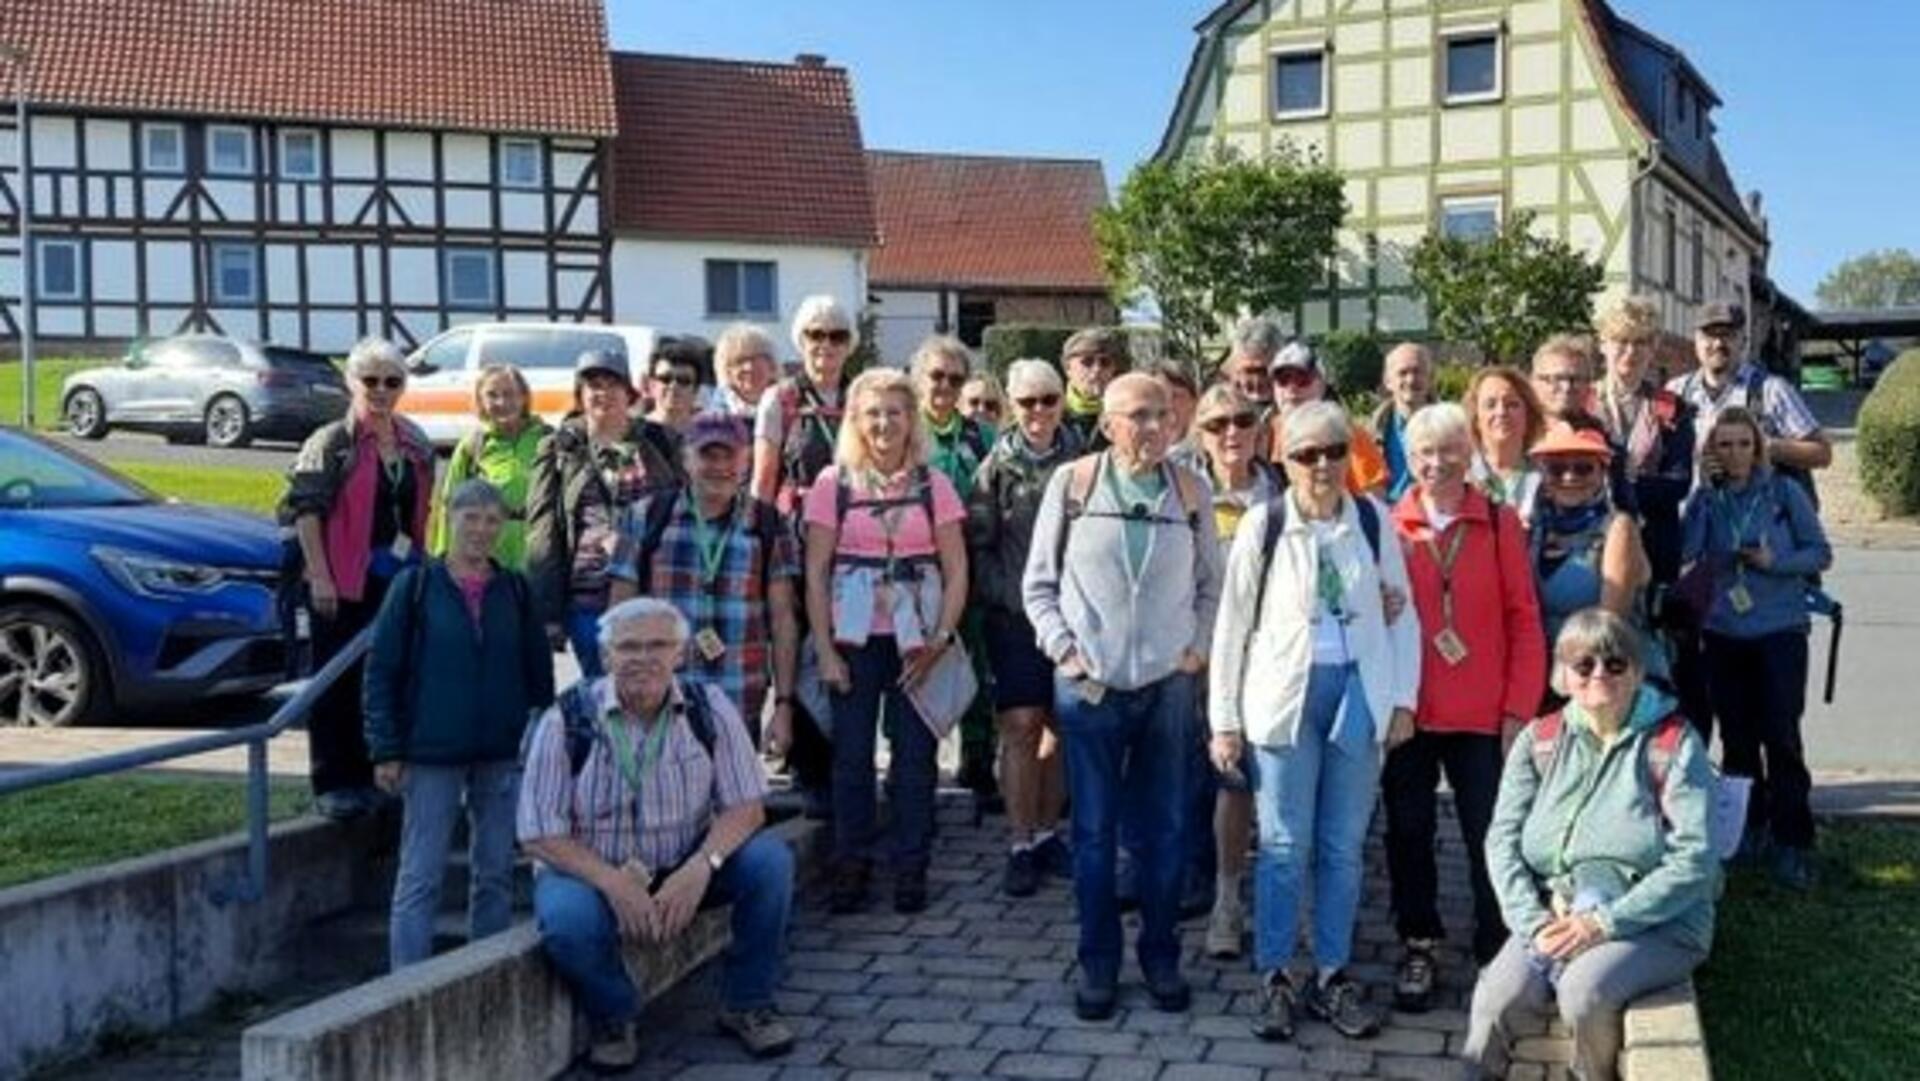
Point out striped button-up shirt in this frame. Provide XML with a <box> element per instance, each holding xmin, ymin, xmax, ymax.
<box><xmin>516</xmin><ymin>677</ymin><xmax>768</xmax><ymax>871</ymax></box>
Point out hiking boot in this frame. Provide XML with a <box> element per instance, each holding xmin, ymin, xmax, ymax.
<box><xmin>1033</xmin><ymin>832</ymin><xmax>1074</xmax><ymax>879</ymax></box>
<box><xmin>1204</xmin><ymin>897</ymin><xmax>1245</xmax><ymax>960</ymax></box>
<box><xmin>1394</xmin><ymin>940</ymin><xmax>1440</xmax><ymax>1013</ymax></box>
<box><xmin>1074</xmin><ymin>976</ymin><xmax>1117</xmax><ymax>1021</ymax></box>
<box><xmin>584</xmin><ymin>1020</ymin><xmax>639</xmax><ymax>1073</ymax></box>
<box><xmin>1003</xmin><ymin>846</ymin><xmax>1041</xmax><ymax>898</ymax></box>
<box><xmin>1251</xmin><ymin>969</ymin><xmax>1297</xmax><ymax>1042</ymax></box>
<box><xmin>828</xmin><ymin>860</ymin><xmax>869</xmax><ymax>914</ymax></box>
<box><xmin>1770</xmin><ymin>845</ymin><xmax>1817</xmax><ymax>892</ymax></box>
<box><xmin>717</xmin><ymin>1007</ymin><xmax>796</xmax><ymax>1058</ymax></box>
<box><xmin>1144</xmin><ymin>969</ymin><xmax>1192</xmax><ymax>1013</ymax></box>
<box><xmin>1303</xmin><ymin>970</ymin><xmax>1382</xmax><ymax>1039</ymax></box>
<box><xmin>894</xmin><ymin>867</ymin><xmax>929</xmax><ymax>914</ymax></box>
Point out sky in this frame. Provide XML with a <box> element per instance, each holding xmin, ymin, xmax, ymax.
<box><xmin>610</xmin><ymin>1</ymin><xmax>1920</xmax><ymax>303</ymax></box>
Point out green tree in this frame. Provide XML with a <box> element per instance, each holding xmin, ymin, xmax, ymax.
<box><xmin>1407</xmin><ymin>210</ymin><xmax>1605</xmax><ymax>365</ymax></box>
<box><xmin>1095</xmin><ymin>143</ymin><xmax>1347</xmax><ymax>367</ymax></box>
<box><xmin>1815</xmin><ymin>249</ymin><xmax>1920</xmax><ymax>311</ymax></box>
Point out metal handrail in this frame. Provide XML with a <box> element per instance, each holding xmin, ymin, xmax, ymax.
<box><xmin>0</xmin><ymin>628</ymin><xmax>372</xmax><ymax>905</ymax></box>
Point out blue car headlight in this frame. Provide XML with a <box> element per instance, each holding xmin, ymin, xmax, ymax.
<box><xmin>91</xmin><ymin>546</ymin><xmax>233</xmax><ymax>598</ymax></box>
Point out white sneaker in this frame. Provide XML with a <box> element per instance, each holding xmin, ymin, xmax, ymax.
<box><xmin>1205</xmin><ymin>898</ymin><xmax>1245</xmax><ymax>959</ymax></box>
<box><xmin>586</xmin><ymin>1020</ymin><xmax>638</xmax><ymax>1073</ymax></box>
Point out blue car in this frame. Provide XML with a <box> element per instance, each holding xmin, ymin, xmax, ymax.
<box><xmin>0</xmin><ymin>427</ymin><xmax>287</xmax><ymax>726</ymax></box>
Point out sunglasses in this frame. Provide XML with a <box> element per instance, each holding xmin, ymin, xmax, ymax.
<box><xmin>964</xmin><ymin>398</ymin><xmax>1003</xmax><ymax>415</ymax></box>
<box><xmin>1014</xmin><ymin>393</ymin><xmax>1062</xmax><ymax>410</ymax></box>
<box><xmin>652</xmin><ymin>370</ymin><xmax>698</xmax><ymax>388</ymax></box>
<box><xmin>802</xmin><ymin>327</ymin><xmax>852</xmax><ymax>345</ymax></box>
<box><xmin>926</xmin><ymin>370</ymin><xmax>969</xmax><ymax>389</ymax></box>
<box><xmin>1569</xmin><ymin>655</ymin><xmax>1632</xmax><ymax>679</ymax></box>
<box><xmin>1287</xmin><ymin>443</ymin><xmax>1349</xmax><ymax>467</ymax></box>
<box><xmin>1272</xmin><ymin>367</ymin><xmax>1316</xmax><ymax>389</ymax></box>
<box><xmin>1199</xmin><ymin>412</ymin><xmax>1259</xmax><ymax>436</ymax></box>
<box><xmin>1069</xmin><ymin>353</ymin><xmax>1117</xmax><ymax>370</ymax></box>
<box><xmin>360</xmin><ymin>375</ymin><xmax>404</xmax><ymax>391</ymax></box>
<box><xmin>1544</xmin><ymin>459</ymin><xmax>1600</xmax><ymax>481</ymax></box>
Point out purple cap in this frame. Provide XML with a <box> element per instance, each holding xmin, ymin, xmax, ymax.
<box><xmin>686</xmin><ymin>413</ymin><xmax>749</xmax><ymax>450</ymax></box>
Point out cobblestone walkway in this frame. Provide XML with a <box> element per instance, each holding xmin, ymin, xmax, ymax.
<box><xmin>583</xmin><ymin>794</ymin><xmax>1573</xmax><ymax>1081</ymax></box>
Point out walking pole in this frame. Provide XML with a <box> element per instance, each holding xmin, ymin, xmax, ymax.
<box><xmin>1823</xmin><ymin>601</ymin><xmax>1843</xmax><ymax>705</ymax></box>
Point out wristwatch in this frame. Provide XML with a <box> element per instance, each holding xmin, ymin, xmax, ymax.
<box><xmin>705</xmin><ymin>848</ymin><xmax>725</xmax><ymax>872</ymax></box>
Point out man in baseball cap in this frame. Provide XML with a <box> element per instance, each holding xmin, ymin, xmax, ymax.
<box><xmin>1666</xmin><ymin>299</ymin><xmax>1830</xmax><ymax>499</ymax></box>
<box><xmin>1263</xmin><ymin>341</ymin><xmax>1389</xmax><ymax>497</ymax></box>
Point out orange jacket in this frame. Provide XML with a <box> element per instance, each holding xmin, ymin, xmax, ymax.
<box><xmin>1267</xmin><ymin>414</ymin><xmax>1390</xmax><ymax>496</ymax></box>
<box><xmin>1390</xmin><ymin>486</ymin><xmax>1547</xmax><ymax>732</ymax></box>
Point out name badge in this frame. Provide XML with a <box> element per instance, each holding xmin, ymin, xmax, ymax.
<box><xmin>390</xmin><ymin>534</ymin><xmax>413</xmax><ymax>561</ymax></box>
<box><xmin>1727</xmin><ymin>582</ymin><xmax>1754</xmax><ymax>614</ymax></box>
<box><xmin>1432</xmin><ymin>627</ymin><xmax>1470</xmax><ymax>667</ymax></box>
<box><xmin>694</xmin><ymin>626</ymin><xmax>727</xmax><ymax>663</ymax></box>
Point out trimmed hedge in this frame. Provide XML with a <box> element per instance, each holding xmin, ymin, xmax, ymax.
<box><xmin>980</xmin><ymin>324</ymin><xmax>1153</xmax><ymax>378</ymax></box>
<box><xmin>1317</xmin><ymin>330</ymin><xmax>1385</xmax><ymax>399</ymax></box>
<box><xmin>1857</xmin><ymin>349</ymin><xmax>1920</xmax><ymax>515</ymax></box>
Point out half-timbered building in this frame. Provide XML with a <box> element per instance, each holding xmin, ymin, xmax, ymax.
<box><xmin>0</xmin><ymin>0</ymin><xmax>618</xmax><ymax>354</ymax></box>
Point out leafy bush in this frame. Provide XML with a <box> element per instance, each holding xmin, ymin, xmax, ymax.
<box><xmin>1434</xmin><ymin>361</ymin><xmax>1476</xmax><ymax>405</ymax></box>
<box><xmin>980</xmin><ymin>324</ymin><xmax>1151</xmax><ymax>379</ymax></box>
<box><xmin>1316</xmin><ymin>330</ymin><xmax>1385</xmax><ymax>398</ymax></box>
<box><xmin>1857</xmin><ymin>349</ymin><xmax>1920</xmax><ymax>515</ymax></box>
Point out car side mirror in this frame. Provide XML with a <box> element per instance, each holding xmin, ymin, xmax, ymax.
<box><xmin>406</xmin><ymin>356</ymin><xmax>437</xmax><ymax>377</ymax></box>
<box><xmin>125</xmin><ymin>355</ymin><xmax>147</xmax><ymax>370</ymax></box>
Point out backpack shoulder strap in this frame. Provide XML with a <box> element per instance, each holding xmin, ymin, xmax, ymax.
<box><xmin>1354</xmin><ymin>496</ymin><xmax>1382</xmax><ymax>562</ymax></box>
<box><xmin>1529</xmin><ymin>712</ymin><xmax>1565</xmax><ymax>780</ymax></box>
<box><xmin>1169</xmin><ymin>464</ymin><xmax>1204</xmax><ymax>534</ymax></box>
<box><xmin>633</xmin><ymin>489</ymin><xmax>681</xmax><ymax>590</ymax></box>
<box><xmin>1055</xmin><ymin>455</ymin><xmax>1102</xmax><ymax>567</ymax></box>
<box><xmin>914</xmin><ymin>464</ymin><xmax>937</xmax><ymax>527</ymax></box>
<box><xmin>560</xmin><ymin>682</ymin><xmax>601</xmax><ymax>776</ymax></box>
<box><xmin>750</xmin><ymin>498</ymin><xmax>786</xmax><ymax>596</ymax></box>
<box><xmin>682</xmin><ymin>682</ymin><xmax>718</xmax><ymax>757</ymax></box>
<box><xmin>457</xmin><ymin>428</ymin><xmax>486</xmax><ymax>481</ymax></box>
<box><xmin>1250</xmin><ymin>496</ymin><xmax>1290</xmax><ymax>635</ymax></box>
<box><xmin>1646</xmin><ymin>714</ymin><xmax>1688</xmax><ymax>795</ymax></box>
<box><xmin>834</xmin><ymin>467</ymin><xmax>852</xmax><ymax>528</ymax></box>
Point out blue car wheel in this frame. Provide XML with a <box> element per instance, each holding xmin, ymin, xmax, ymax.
<box><xmin>0</xmin><ymin>603</ymin><xmax>108</xmax><ymax>727</ymax></box>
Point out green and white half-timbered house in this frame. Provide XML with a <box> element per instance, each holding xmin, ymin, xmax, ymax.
<box><xmin>1160</xmin><ymin>0</ymin><xmax>1780</xmax><ymax>364</ymax></box>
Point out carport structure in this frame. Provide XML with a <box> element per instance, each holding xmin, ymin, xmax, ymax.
<box><xmin>1806</xmin><ymin>307</ymin><xmax>1920</xmax><ymax>384</ymax></box>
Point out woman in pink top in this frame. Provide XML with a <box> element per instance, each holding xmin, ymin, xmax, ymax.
<box><xmin>804</xmin><ymin>368</ymin><xmax>968</xmax><ymax>917</ymax></box>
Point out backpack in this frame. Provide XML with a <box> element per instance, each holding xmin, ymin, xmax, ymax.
<box><xmin>554</xmin><ymin>679</ymin><xmax>718</xmax><ymax>777</ymax></box>
<box><xmin>1053</xmin><ymin>454</ymin><xmax>1205</xmax><ymax>568</ymax></box>
<box><xmin>774</xmin><ymin>376</ymin><xmax>844</xmax><ymax>509</ymax></box>
<box><xmin>1529</xmin><ymin>709</ymin><xmax>1685</xmax><ymax>798</ymax></box>
<box><xmin>832</xmin><ymin>465</ymin><xmax>942</xmax><ymax>573</ymax></box>
<box><xmin>629</xmin><ymin>488</ymin><xmax>787</xmax><ymax>599</ymax></box>
<box><xmin>1248</xmin><ymin>494</ymin><xmax>1382</xmax><ymax>635</ymax></box>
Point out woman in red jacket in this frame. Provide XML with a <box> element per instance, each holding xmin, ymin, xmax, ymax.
<box><xmin>1384</xmin><ymin>402</ymin><xmax>1547</xmax><ymax>1011</ymax></box>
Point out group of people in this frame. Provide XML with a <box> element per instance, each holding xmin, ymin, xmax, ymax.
<box><xmin>276</xmin><ymin>288</ymin><xmax>1834</xmax><ymax>1079</ymax></box>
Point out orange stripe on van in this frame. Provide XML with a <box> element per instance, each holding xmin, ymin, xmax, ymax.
<box><xmin>399</xmin><ymin>387</ymin><xmax>472</xmax><ymax>418</ymax></box>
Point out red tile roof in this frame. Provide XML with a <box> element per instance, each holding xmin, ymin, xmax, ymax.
<box><xmin>607</xmin><ymin>52</ymin><xmax>878</xmax><ymax>247</ymax></box>
<box><xmin>866</xmin><ymin>151</ymin><xmax>1110</xmax><ymax>292</ymax></box>
<box><xmin>0</xmin><ymin>0</ymin><xmax>616</xmax><ymax>137</ymax></box>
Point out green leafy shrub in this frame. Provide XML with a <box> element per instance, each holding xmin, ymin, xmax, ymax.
<box><xmin>1857</xmin><ymin>350</ymin><xmax>1920</xmax><ymax>515</ymax></box>
<box><xmin>1316</xmin><ymin>330</ymin><xmax>1385</xmax><ymax>399</ymax></box>
<box><xmin>980</xmin><ymin>324</ymin><xmax>1150</xmax><ymax>379</ymax></box>
<box><xmin>1434</xmin><ymin>361</ymin><xmax>1476</xmax><ymax>404</ymax></box>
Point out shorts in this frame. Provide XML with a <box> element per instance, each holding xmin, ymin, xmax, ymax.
<box><xmin>986</xmin><ymin>609</ymin><xmax>1056</xmax><ymax>712</ymax></box>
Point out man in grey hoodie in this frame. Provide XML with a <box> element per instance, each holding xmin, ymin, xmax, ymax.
<box><xmin>1023</xmin><ymin>372</ymin><xmax>1223</xmax><ymax>1021</ymax></box>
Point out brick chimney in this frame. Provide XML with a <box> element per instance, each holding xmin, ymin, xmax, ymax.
<box><xmin>794</xmin><ymin>52</ymin><xmax>827</xmax><ymax>68</ymax></box>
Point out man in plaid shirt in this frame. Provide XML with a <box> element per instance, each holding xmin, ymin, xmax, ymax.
<box><xmin>611</xmin><ymin>414</ymin><xmax>801</xmax><ymax>755</ymax></box>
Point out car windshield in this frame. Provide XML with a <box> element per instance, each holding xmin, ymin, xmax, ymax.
<box><xmin>0</xmin><ymin>429</ymin><xmax>156</xmax><ymax>509</ymax></box>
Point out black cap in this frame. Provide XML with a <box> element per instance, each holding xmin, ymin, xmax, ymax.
<box><xmin>1695</xmin><ymin>301</ymin><xmax>1745</xmax><ymax>332</ymax></box>
<box><xmin>574</xmin><ymin>350</ymin><xmax>631</xmax><ymax>383</ymax></box>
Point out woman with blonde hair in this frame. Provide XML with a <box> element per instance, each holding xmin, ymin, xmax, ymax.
<box><xmin>804</xmin><ymin>368</ymin><xmax>969</xmax><ymax>915</ymax></box>
<box><xmin>1595</xmin><ymin>296</ymin><xmax>1695</xmax><ymax>586</ymax></box>
<box><xmin>1464</xmin><ymin>365</ymin><xmax>1549</xmax><ymax>525</ymax></box>
<box><xmin>431</xmin><ymin>364</ymin><xmax>550</xmax><ymax>570</ymax></box>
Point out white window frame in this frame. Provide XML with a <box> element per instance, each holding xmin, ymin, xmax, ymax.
<box><xmin>142</xmin><ymin>123</ymin><xmax>185</xmax><ymax>174</ymax></box>
<box><xmin>209</xmin><ymin>243</ymin><xmax>260</xmax><ymax>304</ymax></box>
<box><xmin>206</xmin><ymin>124</ymin><xmax>255</xmax><ymax>176</ymax></box>
<box><xmin>444</xmin><ymin>248</ymin><xmax>498</xmax><ymax>310</ymax></box>
<box><xmin>278</xmin><ymin>128</ymin><xmax>322</xmax><ymax>180</ymax></box>
<box><xmin>498</xmin><ymin>138</ymin><xmax>543</xmax><ymax>189</ymax></box>
<box><xmin>1437</xmin><ymin>194</ymin><xmax>1503</xmax><ymax>241</ymax></box>
<box><xmin>35</xmin><ymin>239</ymin><xmax>84</xmax><ymax>301</ymax></box>
<box><xmin>1440</xmin><ymin>25</ymin><xmax>1504</xmax><ymax>106</ymax></box>
<box><xmin>1269</xmin><ymin>43</ymin><xmax>1330</xmax><ymax>121</ymax></box>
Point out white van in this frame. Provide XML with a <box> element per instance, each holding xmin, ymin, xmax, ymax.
<box><xmin>400</xmin><ymin>322</ymin><xmax>658</xmax><ymax>446</ymax></box>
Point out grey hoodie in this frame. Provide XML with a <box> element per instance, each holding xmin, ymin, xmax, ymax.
<box><xmin>1021</xmin><ymin>453</ymin><xmax>1222</xmax><ymax>692</ymax></box>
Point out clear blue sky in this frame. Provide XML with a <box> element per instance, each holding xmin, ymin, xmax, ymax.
<box><xmin>611</xmin><ymin>1</ymin><xmax>1920</xmax><ymax>303</ymax></box>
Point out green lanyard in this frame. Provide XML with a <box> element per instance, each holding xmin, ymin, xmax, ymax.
<box><xmin>1714</xmin><ymin>488</ymin><xmax>1763</xmax><ymax>548</ymax></box>
<box><xmin>691</xmin><ymin>497</ymin><xmax>742</xmax><ymax>613</ymax></box>
<box><xmin>601</xmin><ymin>707</ymin><xmax>672</xmax><ymax>799</ymax></box>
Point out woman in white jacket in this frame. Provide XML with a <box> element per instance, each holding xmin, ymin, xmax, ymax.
<box><xmin>1209</xmin><ymin>400</ymin><xmax>1422</xmax><ymax>1045</ymax></box>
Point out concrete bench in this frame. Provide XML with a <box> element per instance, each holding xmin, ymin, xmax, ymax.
<box><xmin>1620</xmin><ymin>979</ymin><xmax>1714</xmax><ymax>1080</ymax></box>
<box><xmin>240</xmin><ymin>816</ymin><xmax>820</xmax><ymax>1081</ymax></box>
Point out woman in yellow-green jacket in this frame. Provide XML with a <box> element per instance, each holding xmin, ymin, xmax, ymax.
<box><xmin>430</xmin><ymin>365</ymin><xmax>551</xmax><ymax>570</ymax></box>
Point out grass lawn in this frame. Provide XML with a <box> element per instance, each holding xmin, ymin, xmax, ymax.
<box><xmin>117</xmin><ymin>460</ymin><xmax>286</xmax><ymax>516</ymax></box>
<box><xmin>0</xmin><ymin>358</ymin><xmax>107</xmax><ymax>429</ymax></box>
<box><xmin>0</xmin><ymin>774</ymin><xmax>311</xmax><ymax>889</ymax></box>
<box><xmin>1697</xmin><ymin>819</ymin><xmax>1920</xmax><ymax>1081</ymax></box>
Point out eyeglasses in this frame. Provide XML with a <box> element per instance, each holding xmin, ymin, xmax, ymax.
<box><xmin>360</xmin><ymin>375</ymin><xmax>404</xmax><ymax>391</ymax></box>
<box><xmin>1544</xmin><ymin>459</ymin><xmax>1600</xmax><ymax>481</ymax></box>
<box><xmin>1068</xmin><ymin>352</ymin><xmax>1117</xmax><ymax>370</ymax></box>
<box><xmin>1114</xmin><ymin>407</ymin><xmax>1168</xmax><ymax>427</ymax></box>
<box><xmin>1287</xmin><ymin>443</ymin><xmax>1349</xmax><ymax>467</ymax></box>
<box><xmin>652</xmin><ymin>370</ymin><xmax>698</xmax><ymax>388</ymax></box>
<box><xmin>1014</xmin><ymin>393</ymin><xmax>1061</xmax><ymax>410</ymax></box>
<box><xmin>609</xmin><ymin>637</ymin><xmax>684</xmax><ymax>658</ymax></box>
<box><xmin>802</xmin><ymin>327</ymin><xmax>852</xmax><ymax>345</ymax></box>
<box><xmin>964</xmin><ymin>398</ymin><xmax>1003</xmax><ymax>416</ymax></box>
<box><xmin>1199</xmin><ymin>412</ymin><xmax>1259</xmax><ymax>436</ymax></box>
<box><xmin>1569</xmin><ymin>654</ymin><xmax>1632</xmax><ymax>679</ymax></box>
<box><xmin>1534</xmin><ymin>372</ymin><xmax>1590</xmax><ymax>388</ymax></box>
<box><xmin>1272</xmin><ymin>367</ymin><xmax>1316</xmax><ymax>389</ymax></box>
<box><xmin>926</xmin><ymin>370</ymin><xmax>969</xmax><ymax>389</ymax></box>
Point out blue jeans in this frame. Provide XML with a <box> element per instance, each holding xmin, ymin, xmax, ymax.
<box><xmin>533</xmin><ymin>830</ymin><xmax>795</xmax><ymax>1022</ymax></box>
<box><xmin>565</xmin><ymin>603</ymin><xmax>605</xmax><ymax>679</ymax></box>
<box><xmin>829</xmin><ymin>636</ymin><xmax>939</xmax><ymax>871</ymax></box>
<box><xmin>388</xmin><ymin>760</ymin><xmax>520</xmax><ymax>970</ymax></box>
<box><xmin>1248</xmin><ymin>663</ymin><xmax>1381</xmax><ymax>975</ymax></box>
<box><xmin>1055</xmin><ymin>670</ymin><xmax>1195</xmax><ymax>986</ymax></box>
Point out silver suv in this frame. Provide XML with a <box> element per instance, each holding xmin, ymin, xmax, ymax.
<box><xmin>61</xmin><ymin>335</ymin><xmax>349</xmax><ymax>449</ymax></box>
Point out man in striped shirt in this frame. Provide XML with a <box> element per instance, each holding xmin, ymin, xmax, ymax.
<box><xmin>517</xmin><ymin>597</ymin><xmax>795</xmax><ymax>1071</ymax></box>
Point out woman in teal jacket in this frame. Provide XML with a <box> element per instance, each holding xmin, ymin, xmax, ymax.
<box><xmin>430</xmin><ymin>364</ymin><xmax>551</xmax><ymax>570</ymax></box>
<box><xmin>365</xmin><ymin>478</ymin><xmax>555</xmax><ymax>971</ymax></box>
<box><xmin>1461</xmin><ymin>607</ymin><xmax>1716</xmax><ymax>1081</ymax></box>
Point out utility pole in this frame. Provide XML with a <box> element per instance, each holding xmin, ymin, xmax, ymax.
<box><xmin>2</xmin><ymin>44</ymin><xmax>32</xmax><ymax>428</ymax></box>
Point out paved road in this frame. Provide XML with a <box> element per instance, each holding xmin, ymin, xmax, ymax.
<box><xmin>46</xmin><ymin>429</ymin><xmax>299</xmax><ymax>470</ymax></box>
<box><xmin>1803</xmin><ymin>544</ymin><xmax>1920</xmax><ymax>772</ymax></box>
